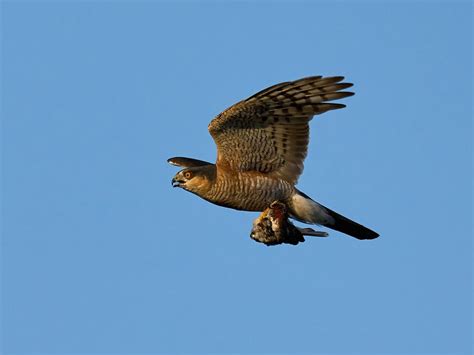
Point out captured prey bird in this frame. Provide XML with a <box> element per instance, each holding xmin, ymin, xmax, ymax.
<box><xmin>168</xmin><ymin>76</ymin><xmax>379</xmax><ymax>243</ymax></box>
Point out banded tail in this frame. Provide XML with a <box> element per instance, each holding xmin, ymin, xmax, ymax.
<box><xmin>288</xmin><ymin>190</ymin><xmax>379</xmax><ymax>240</ymax></box>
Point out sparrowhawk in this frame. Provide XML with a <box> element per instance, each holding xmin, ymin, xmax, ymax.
<box><xmin>169</xmin><ymin>76</ymin><xmax>379</xmax><ymax>240</ymax></box>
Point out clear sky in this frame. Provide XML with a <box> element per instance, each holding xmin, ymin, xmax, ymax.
<box><xmin>1</xmin><ymin>1</ymin><xmax>472</xmax><ymax>354</ymax></box>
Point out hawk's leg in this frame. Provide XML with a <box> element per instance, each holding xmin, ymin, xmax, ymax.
<box><xmin>250</xmin><ymin>201</ymin><xmax>328</xmax><ymax>246</ymax></box>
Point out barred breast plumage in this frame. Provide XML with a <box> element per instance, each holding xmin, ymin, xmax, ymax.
<box><xmin>205</xmin><ymin>170</ymin><xmax>295</xmax><ymax>211</ymax></box>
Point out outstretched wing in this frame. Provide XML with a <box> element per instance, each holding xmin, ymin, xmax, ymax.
<box><xmin>208</xmin><ymin>76</ymin><xmax>354</xmax><ymax>184</ymax></box>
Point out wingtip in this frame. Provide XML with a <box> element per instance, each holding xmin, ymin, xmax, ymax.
<box><xmin>167</xmin><ymin>156</ymin><xmax>213</xmax><ymax>168</ymax></box>
<box><xmin>167</xmin><ymin>157</ymin><xmax>180</xmax><ymax>166</ymax></box>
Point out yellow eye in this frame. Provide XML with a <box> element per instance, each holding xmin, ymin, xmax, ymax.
<box><xmin>184</xmin><ymin>171</ymin><xmax>193</xmax><ymax>179</ymax></box>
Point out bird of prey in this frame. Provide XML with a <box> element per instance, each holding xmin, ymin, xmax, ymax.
<box><xmin>169</xmin><ymin>76</ymin><xmax>379</xmax><ymax>241</ymax></box>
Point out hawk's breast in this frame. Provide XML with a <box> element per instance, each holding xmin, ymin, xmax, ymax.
<box><xmin>205</xmin><ymin>171</ymin><xmax>295</xmax><ymax>212</ymax></box>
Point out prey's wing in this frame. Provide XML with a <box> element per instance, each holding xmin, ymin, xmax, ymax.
<box><xmin>208</xmin><ymin>76</ymin><xmax>354</xmax><ymax>184</ymax></box>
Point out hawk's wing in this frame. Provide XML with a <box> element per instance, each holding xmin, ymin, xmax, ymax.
<box><xmin>208</xmin><ymin>76</ymin><xmax>354</xmax><ymax>184</ymax></box>
<box><xmin>167</xmin><ymin>157</ymin><xmax>212</xmax><ymax>168</ymax></box>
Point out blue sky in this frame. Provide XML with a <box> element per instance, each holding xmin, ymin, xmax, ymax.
<box><xmin>1</xmin><ymin>1</ymin><xmax>472</xmax><ymax>354</ymax></box>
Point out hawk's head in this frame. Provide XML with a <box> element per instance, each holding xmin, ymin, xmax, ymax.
<box><xmin>171</xmin><ymin>165</ymin><xmax>216</xmax><ymax>195</ymax></box>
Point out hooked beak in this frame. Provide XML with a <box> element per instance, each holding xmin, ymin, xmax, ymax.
<box><xmin>171</xmin><ymin>176</ymin><xmax>184</xmax><ymax>188</ymax></box>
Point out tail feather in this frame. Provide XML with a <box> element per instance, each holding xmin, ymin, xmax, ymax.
<box><xmin>322</xmin><ymin>205</ymin><xmax>379</xmax><ymax>240</ymax></box>
<box><xmin>288</xmin><ymin>190</ymin><xmax>379</xmax><ymax>240</ymax></box>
